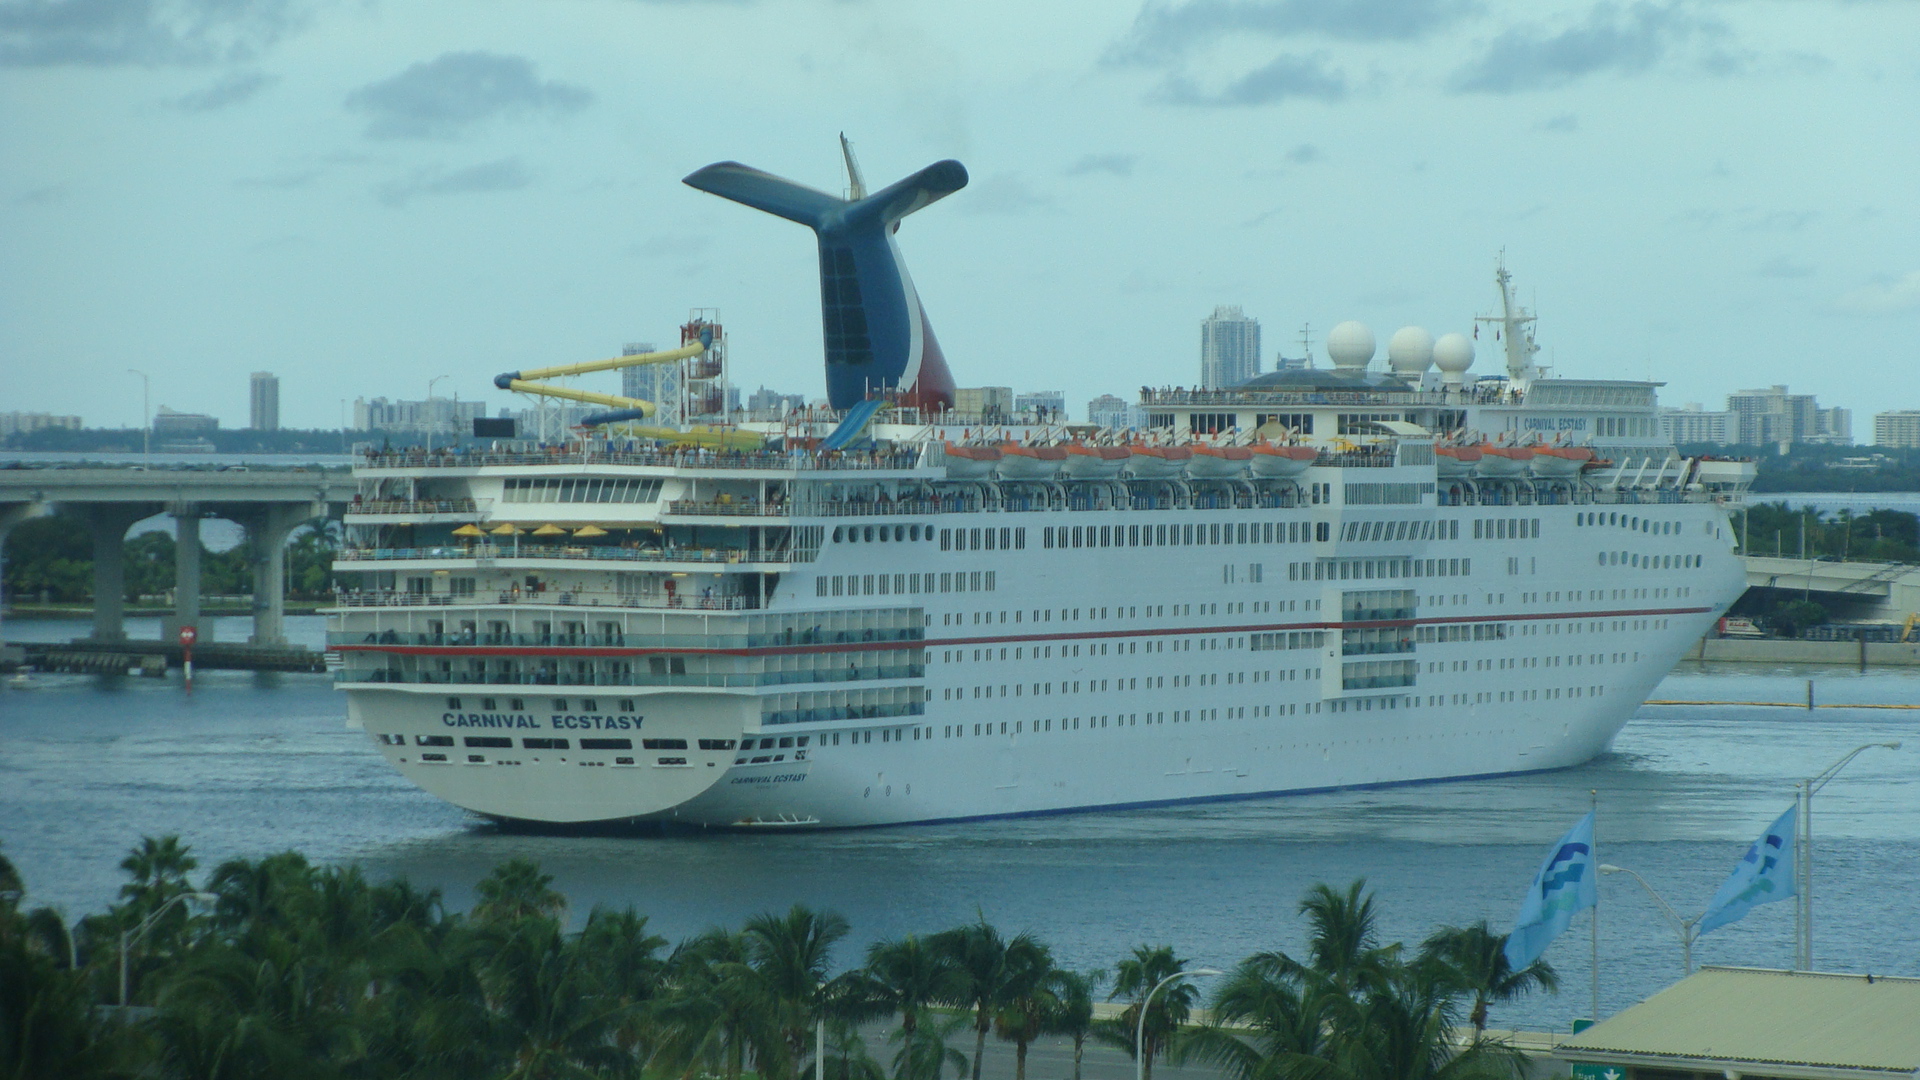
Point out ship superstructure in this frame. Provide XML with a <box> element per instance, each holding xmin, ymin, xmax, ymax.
<box><xmin>327</xmin><ymin>149</ymin><xmax>1755</xmax><ymax>828</ymax></box>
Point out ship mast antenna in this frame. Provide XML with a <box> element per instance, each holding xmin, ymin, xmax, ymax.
<box><xmin>1474</xmin><ymin>249</ymin><xmax>1541</xmax><ymax>385</ymax></box>
<box><xmin>1298</xmin><ymin>323</ymin><xmax>1315</xmax><ymax>368</ymax></box>
<box><xmin>840</xmin><ymin>132</ymin><xmax>868</xmax><ymax>200</ymax></box>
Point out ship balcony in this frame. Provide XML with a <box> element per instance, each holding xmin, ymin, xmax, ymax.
<box><xmin>344</xmin><ymin>497</ymin><xmax>484</xmax><ymax>519</ymax></box>
<box><xmin>356</xmin><ymin>446</ymin><xmax>927</xmax><ymax>474</ymax></box>
<box><xmin>325</xmin><ymin>626</ymin><xmax>923</xmax><ymax>648</ymax></box>
<box><xmin>333</xmin><ymin>543</ymin><xmax>794</xmax><ymax>568</ymax></box>
<box><xmin>333</xmin><ymin>664</ymin><xmax>926</xmax><ymax>689</ymax></box>
<box><xmin>1340</xmin><ymin>606</ymin><xmax>1416</xmax><ymax>622</ymax></box>
<box><xmin>329</xmin><ymin>589</ymin><xmax>762</xmax><ymax>612</ymax></box>
<box><xmin>1340</xmin><ymin>638</ymin><xmax>1416</xmax><ymax>656</ymax></box>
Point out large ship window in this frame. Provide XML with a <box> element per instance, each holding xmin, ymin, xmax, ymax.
<box><xmin>523</xmin><ymin>738</ymin><xmax>569</xmax><ymax>750</ymax></box>
<box><xmin>464</xmin><ymin>737</ymin><xmax>512</xmax><ymax>748</ymax></box>
<box><xmin>415</xmin><ymin>735</ymin><xmax>454</xmax><ymax>747</ymax></box>
<box><xmin>580</xmin><ymin>738</ymin><xmax>632</xmax><ymax>750</ymax></box>
<box><xmin>642</xmin><ymin>738</ymin><xmax>688</xmax><ymax>750</ymax></box>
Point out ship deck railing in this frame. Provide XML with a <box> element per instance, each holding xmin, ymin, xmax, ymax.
<box><xmin>1140</xmin><ymin>386</ymin><xmax>1517</xmax><ymax>407</ymax></box>
<box><xmin>335</xmin><ymin>666</ymin><xmax>926</xmax><ymax>689</ymax></box>
<box><xmin>326</xmin><ymin>626</ymin><xmax>924</xmax><ymax>648</ymax></box>
<box><xmin>334</xmin><ymin>544</ymin><xmax>793</xmax><ymax>566</ymax></box>
<box><xmin>357</xmin><ymin>447</ymin><xmax>924</xmax><ymax>473</ymax></box>
<box><xmin>346</xmin><ymin>497</ymin><xmax>485</xmax><ymax>515</ymax></box>
<box><xmin>330</xmin><ymin>589</ymin><xmax>763</xmax><ymax>612</ymax></box>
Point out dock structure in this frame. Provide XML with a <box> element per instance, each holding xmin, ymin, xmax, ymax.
<box><xmin>0</xmin><ymin>466</ymin><xmax>354</xmax><ymax>646</ymax></box>
<box><xmin>1743</xmin><ymin>554</ymin><xmax>1920</xmax><ymax>623</ymax></box>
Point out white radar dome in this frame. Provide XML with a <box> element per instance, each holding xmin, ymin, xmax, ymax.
<box><xmin>1433</xmin><ymin>332</ymin><xmax>1475</xmax><ymax>384</ymax></box>
<box><xmin>1387</xmin><ymin>326</ymin><xmax>1435</xmax><ymax>375</ymax></box>
<box><xmin>1326</xmin><ymin>321</ymin><xmax>1376</xmax><ymax>369</ymax></box>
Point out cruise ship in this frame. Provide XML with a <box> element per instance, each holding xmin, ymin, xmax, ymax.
<box><xmin>327</xmin><ymin>148</ymin><xmax>1755</xmax><ymax>828</ymax></box>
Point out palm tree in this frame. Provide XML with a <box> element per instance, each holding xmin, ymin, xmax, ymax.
<box><xmin>1295</xmin><ymin>879</ymin><xmax>1397</xmax><ymax>995</ymax></box>
<box><xmin>1418</xmin><ymin>920</ymin><xmax>1558</xmax><ymax>1035</ymax></box>
<box><xmin>1103</xmin><ymin>945</ymin><xmax>1197</xmax><ymax>1080</ymax></box>
<box><xmin>471</xmin><ymin>858</ymin><xmax>566</xmax><ymax>926</ymax></box>
<box><xmin>931</xmin><ymin>916</ymin><xmax>1047</xmax><ymax>1080</ymax></box>
<box><xmin>994</xmin><ymin>955</ymin><xmax>1064</xmax><ymax>1080</ymax></box>
<box><xmin>1182</xmin><ymin>952</ymin><xmax>1331</xmax><ymax>1080</ymax></box>
<box><xmin>653</xmin><ymin>929</ymin><xmax>771</xmax><ymax>1080</ymax></box>
<box><xmin>744</xmin><ymin>904</ymin><xmax>851</xmax><ymax>1080</ymax></box>
<box><xmin>1040</xmin><ymin>968</ymin><xmax>1101</xmax><ymax>1080</ymax></box>
<box><xmin>860</xmin><ymin>933</ymin><xmax>964</xmax><ymax>1057</ymax></box>
<box><xmin>888</xmin><ymin>1011</ymin><xmax>971</xmax><ymax>1080</ymax></box>
<box><xmin>472</xmin><ymin>918</ymin><xmax>633</xmax><ymax>1080</ymax></box>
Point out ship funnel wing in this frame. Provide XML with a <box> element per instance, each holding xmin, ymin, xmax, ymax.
<box><xmin>840</xmin><ymin>132</ymin><xmax>867</xmax><ymax>200</ymax></box>
<box><xmin>683</xmin><ymin>149</ymin><xmax>965</xmax><ymax>411</ymax></box>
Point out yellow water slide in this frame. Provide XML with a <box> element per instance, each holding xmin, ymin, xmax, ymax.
<box><xmin>493</xmin><ymin>332</ymin><xmax>763</xmax><ymax>449</ymax></box>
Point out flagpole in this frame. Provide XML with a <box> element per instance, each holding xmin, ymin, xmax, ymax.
<box><xmin>1590</xmin><ymin>788</ymin><xmax>1599</xmax><ymax>1023</ymax></box>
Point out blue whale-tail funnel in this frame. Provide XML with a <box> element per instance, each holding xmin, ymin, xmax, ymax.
<box><xmin>683</xmin><ymin>156</ymin><xmax>964</xmax><ymax>411</ymax></box>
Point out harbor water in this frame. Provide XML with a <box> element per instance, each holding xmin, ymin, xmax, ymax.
<box><xmin>3</xmin><ymin>614</ymin><xmax>1916</xmax><ymax>1033</ymax></box>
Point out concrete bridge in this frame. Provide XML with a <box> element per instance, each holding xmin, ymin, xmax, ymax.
<box><xmin>0</xmin><ymin>466</ymin><xmax>355</xmax><ymax>645</ymax></box>
<box><xmin>1743</xmin><ymin>554</ymin><xmax>1920</xmax><ymax>622</ymax></box>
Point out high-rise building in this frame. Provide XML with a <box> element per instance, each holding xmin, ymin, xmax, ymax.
<box><xmin>152</xmin><ymin>406</ymin><xmax>219</xmax><ymax>435</ymax></box>
<box><xmin>1015</xmin><ymin>391</ymin><xmax>1067</xmax><ymax>421</ymax></box>
<box><xmin>1726</xmin><ymin>385</ymin><xmax>1819</xmax><ymax>446</ymax></box>
<box><xmin>353</xmin><ymin>396</ymin><xmax>485</xmax><ymax>435</ymax></box>
<box><xmin>954</xmin><ymin>387</ymin><xmax>1014</xmax><ymax>419</ymax></box>
<box><xmin>1659</xmin><ymin>404</ymin><xmax>1733</xmax><ymax>446</ymax></box>
<box><xmin>1810</xmin><ymin>407</ymin><xmax>1852</xmax><ymax>446</ymax></box>
<box><xmin>249</xmin><ymin>371</ymin><xmax>280</xmax><ymax>431</ymax></box>
<box><xmin>1200</xmin><ymin>306</ymin><xmax>1261</xmax><ymax>389</ymax></box>
<box><xmin>1087</xmin><ymin>393</ymin><xmax>1141</xmax><ymax>430</ymax></box>
<box><xmin>1874</xmin><ymin>411</ymin><xmax>1920</xmax><ymax>449</ymax></box>
<box><xmin>0</xmin><ymin>411</ymin><xmax>82</xmax><ymax>438</ymax></box>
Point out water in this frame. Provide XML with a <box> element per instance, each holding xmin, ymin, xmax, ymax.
<box><xmin>3</xmin><ymin>619</ymin><xmax>1917</xmax><ymax>1033</ymax></box>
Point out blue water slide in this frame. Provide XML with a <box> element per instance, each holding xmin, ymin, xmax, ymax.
<box><xmin>820</xmin><ymin>398</ymin><xmax>886</xmax><ymax>451</ymax></box>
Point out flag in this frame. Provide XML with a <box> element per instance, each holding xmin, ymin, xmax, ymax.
<box><xmin>1503</xmin><ymin>811</ymin><xmax>1597</xmax><ymax>971</ymax></box>
<box><xmin>1698</xmin><ymin>805</ymin><xmax>1796</xmax><ymax>935</ymax></box>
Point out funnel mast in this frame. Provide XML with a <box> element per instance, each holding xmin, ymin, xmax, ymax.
<box><xmin>1475</xmin><ymin>253</ymin><xmax>1541</xmax><ymax>386</ymax></box>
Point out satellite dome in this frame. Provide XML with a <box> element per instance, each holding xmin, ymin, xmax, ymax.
<box><xmin>1326</xmin><ymin>321</ymin><xmax>1375</xmax><ymax>369</ymax></box>
<box><xmin>1387</xmin><ymin>326</ymin><xmax>1435</xmax><ymax>374</ymax></box>
<box><xmin>1433</xmin><ymin>332</ymin><xmax>1475</xmax><ymax>384</ymax></box>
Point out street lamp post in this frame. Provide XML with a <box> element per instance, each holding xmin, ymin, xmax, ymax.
<box><xmin>1136</xmin><ymin>967</ymin><xmax>1223</xmax><ymax>1080</ymax></box>
<box><xmin>425</xmin><ymin>375</ymin><xmax>450</xmax><ymax>453</ymax></box>
<box><xmin>1798</xmin><ymin>741</ymin><xmax>1901</xmax><ymax>969</ymax></box>
<box><xmin>120</xmin><ymin>891</ymin><xmax>216</xmax><ymax>1006</ymax></box>
<box><xmin>128</xmin><ymin>369</ymin><xmax>150</xmax><ymax>467</ymax></box>
<box><xmin>1599</xmin><ymin>864</ymin><xmax>1699</xmax><ymax>975</ymax></box>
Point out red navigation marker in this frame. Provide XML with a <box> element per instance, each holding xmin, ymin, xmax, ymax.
<box><xmin>178</xmin><ymin>625</ymin><xmax>197</xmax><ymax>689</ymax></box>
<box><xmin>178</xmin><ymin>626</ymin><xmax>197</xmax><ymax>648</ymax></box>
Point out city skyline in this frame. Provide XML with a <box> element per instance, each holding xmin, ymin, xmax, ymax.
<box><xmin>4</xmin><ymin>1</ymin><xmax>1914</xmax><ymax>430</ymax></box>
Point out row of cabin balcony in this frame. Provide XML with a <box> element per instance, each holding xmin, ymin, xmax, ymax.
<box><xmin>356</xmin><ymin>444</ymin><xmax>926</xmax><ymax>474</ymax></box>
<box><xmin>335</xmin><ymin>656</ymin><xmax>927</xmax><ymax>689</ymax></box>
<box><xmin>329</xmin><ymin>605</ymin><xmax>923</xmax><ymax>646</ymax></box>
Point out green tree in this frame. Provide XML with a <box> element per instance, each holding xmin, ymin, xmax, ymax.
<box><xmin>1418</xmin><ymin>920</ymin><xmax>1558</xmax><ymax>1035</ymax></box>
<box><xmin>931</xmin><ymin>917</ymin><xmax>1047</xmax><ymax>1080</ymax></box>
<box><xmin>994</xmin><ymin>954</ymin><xmax>1064</xmax><ymax>1080</ymax></box>
<box><xmin>743</xmin><ymin>904</ymin><xmax>851</xmax><ymax>1080</ymax></box>
<box><xmin>471</xmin><ymin>858</ymin><xmax>566</xmax><ymax>926</ymax></box>
<box><xmin>859</xmin><ymin>933</ymin><xmax>964</xmax><ymax>1063</ymax></box>
<box><xmin>1101</xmin><ymin>945</ymin><xmax>1197</xmax><ymax>1080</ymax></box>
<box><xmin>1040</xmin><ymin>969</ymin><xmax>1101</xmax><ymax>1080</ymax></box>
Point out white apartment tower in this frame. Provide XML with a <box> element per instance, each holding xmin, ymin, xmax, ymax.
<box><xmin>250</xmin><ymin>371</ymin><xmax>280</xmax><ymax>431</ymax></box>
<box><xmin>1200</xmin><ymin>306</ymin><xmax>1261</xmax><ymax>389</ymax></box>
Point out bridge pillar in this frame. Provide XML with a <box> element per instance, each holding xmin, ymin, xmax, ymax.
<box><xmin>236</xmin><ymin>503</ymin><xmax>308</xmax><ymax>646</ymax></box>
<box><xmin>80</xmin><ymin>503</ymin><xmax>154</xmax><ymax>642</ymax></box>
<box><xmin>161</xmin><ymin>503</ymin><xmax>203</xmax><ymax>644</ymax></box>
<box><xmin>0</xmin><ymin>502</ymin><xmax>45</xmax><ymax>640</ymax></box>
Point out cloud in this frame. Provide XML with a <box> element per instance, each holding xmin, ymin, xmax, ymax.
<box><xmin>1284</xmin><ymin>143</ymin><xmax>1321</xmax><ymax>163</ymax></box>
<box><xmin>172</xmin><ymin>69</ymin><xmax>275</xmax><ymax>111</ymax></box>
<box><xmin>1107</xmin><ymin>0</ymin><xmax>1474</xmax><ymax>67</ymax></box>
<box><xmin>957</xmin><ymin>174</ymin><xmax>1057</xmax><ymax>216</ymax></box>
<box><xmin>376</xmin><ymin>157</ymin><xmax>533</xmax><ymax>207</ymax></box>
<box><xmin>0</xmin><ymin>0</ymin><xmax>305</xmax><ymax>67</ymax></box>
<box><xmin>1757</xmin><ymin>256</ymin><xmax>1812</xmax><ymax>279</ymax></box>
<box><xmin>1449</xmin><ymin>1</ymin><xmax>1724</xmax><ymax>94</ymax></box>
<box><xmin>235</xmin><ymin>167</ymin><xmax>320</xmax><ymax>190</ymax></box>
<box><xmin>1065</xmin><ymin>153</ymin><xmax>1138</xmax><ymax>177</ymax></box>
<box><xmin>15</xmin><ymin>183</ymin><xmax>65</xmax><ymax>204</ymax></box>
<box><xmin>1536</xmin><ymin>112</ymin><xmax>1578</xmax><ymax>132</ymax></box>
<box><xmin>1157</xmin><ymin>52</ymin><xmax>1348</xmax><ymax>105</ymax></box>
<box><xmin>1833</xmin><ymin>272</ymin><xmax>1920</xmax><ymax>317</ymax></box>
<box><xmin>626</xmin><ymin>232</ymin><xmax>711</xmax><ymax>259</ymax></box>
<box><xmin>346</xmin><ymin>52</ymin><xmax>591</xmax><ymax>140</ymax></box>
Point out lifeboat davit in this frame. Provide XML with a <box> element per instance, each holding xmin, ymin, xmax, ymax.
<box><xmin>942</xmin><ymin>442</ymin><xmax>1001</xmax><ymax>479</ymax></box>
<box><xmin>1186</xmin><ymin>444</ymin><xmax>1253</xmax><ymax>479</ymax></box>
<box><xmin>1062</xmin><ymin>443</ymin><xmax>1130</xmax><ymax>480</ymax></box>
<box><xmin>1475</xmin><ymin>445</ymin><xmax>1533</xmax><ymax>478</ymax></box>
<box><xmin>1248</xmin><ymin>442</ymin><xmax>1318</xmax><ymax>479</ymax></box>
<box><xmin>1528</xmin><ymin>445</ymin><xmax>1594</xmax><ymax>478</ymax></box>
<box><xmin>1434</xmin><ymin>444</ymin><xmax>1482</xmax><ymax>479</ymax></box>
<box><xmin>995</xmin><ymin>443</ymin><xmax>1066</xmax><ymax>480</ymax></box>
<box><xmin>1125</xmin><ymin>443</ymin><xmax>1192</xmax><ymax>478</ymax></box>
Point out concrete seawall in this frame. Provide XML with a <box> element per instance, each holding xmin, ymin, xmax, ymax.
<box><xmin>1686</xmin><ymin>636</ymin><xmax>1920</xmax><ymax>666</ymax></box>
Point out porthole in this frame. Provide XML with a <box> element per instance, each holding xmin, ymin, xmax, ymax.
<box><xmin>832</xmin><ymin>527</ymin><xmax>842</xmax><ymax>542</ymax></box>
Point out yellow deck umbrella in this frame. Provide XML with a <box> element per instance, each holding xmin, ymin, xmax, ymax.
<box><xmin>532</xmin><ymin>523</ymin><xmax>568</xmax><ymax>536</ymax></box>
<box><xmin>451</xmin><ymin>524</ymin><xmax>485</xmax><ymax>537</ymax></box>
<box><xmin>573</xmin><ymin>525</ymin><xmax>608</xmax><ymax>537</ymax></box>
<box><xmin>489</xmin><ymin>523</ymin><xmax>521</xmax><ymax>536</ymax></box>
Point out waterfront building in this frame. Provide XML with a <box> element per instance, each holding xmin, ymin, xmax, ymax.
<box><xmin>1015</xmin><ymin>390</ymin><xmax>1067</xmax><ymax>422</ymax></box>
<box><xmin>0</xmin><ymin>411</ymin><xmax>82</xmax><ymax>438</ymax></box>
<box><xmin>1726</xmin><ymin>385</ymin><xmax>1826</xmax><ymax>446</ymax></box>
<box><xmin>1086</xmin><ymin>393</ymin><xmax>1141</xmax><ymax>430</ymax></box>
<box><xmin>953</xmin><ymin>386</ymin><xmax>1013</xmax><ymax>419</ymax></box>
<box><xmin>152</xmin><ymin>407</ymin><xmax>219</xmax><ymax>436</ymax></box>
<box><xmin>1874</xmin><ymin>410</ymin><xmax>1920</xmax><ymax>449</ymax></box>
<box><xmin>353</xmin><ymin>396</ymin><xmax>485</xmax><ymax>437</ymax></box>
<box><xmin>250</xmin><ymin>371</ymin><xmax>280</xmax><ymax>431</ymax></box>
<box><xmin>1201</xmin><ymin>305</ymin><xmax>1261</xmax><ymax>389</ymax></box>
<box><xmin>1659</xmin><ymin>404</ymin><xmax>1733</xmax><ymax>446</ymax></box>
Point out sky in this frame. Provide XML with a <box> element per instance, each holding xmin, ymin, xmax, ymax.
<box><xmin>3</xmin><ymin>0</ymin><xmax>1917</xmax><ymax>433</ymax></box>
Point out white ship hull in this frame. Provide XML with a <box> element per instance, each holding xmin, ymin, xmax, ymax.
<box><xmin>338</xmin><ymin>494</ymin><xmax>1747</xmax><ymax>829</ymax></box>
